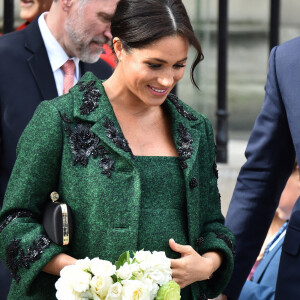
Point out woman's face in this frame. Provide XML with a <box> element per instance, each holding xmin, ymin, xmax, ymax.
<box><xmin>20</xmin><ymin>0</ymin><xmax>52</xmax><ymax>23</ymax></box>
<box><xmin>117</xmin><ymin>35</ymin><xmax>189</xmax><ymax>107</ymax></box>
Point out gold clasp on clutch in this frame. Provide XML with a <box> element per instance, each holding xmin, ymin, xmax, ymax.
<box><xmin>50</xmin><ymin>191</ymin><xmax>59</xmax><ymax>202</ymax></box>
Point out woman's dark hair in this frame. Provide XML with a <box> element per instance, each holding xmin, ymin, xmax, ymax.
<box><xmin>111</xmin><ymin>0</ymin><xmax>204</xmax><ymax>88</ymax></box>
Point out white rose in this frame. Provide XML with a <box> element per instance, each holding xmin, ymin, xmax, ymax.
<box><xmin>90</xmin><ymin>258</ymin><xmax>116</xmax><ymax>277</ymax></box>
<box><xmin>134</xmin><ymin>250</ymin><xmax>152</xmax><ymax>264</ymax></box>
<box><xmin>76</xmin><ymin>257</ymin><xmax>92</xmax><ymax>272</ymax></box>
<box><xmin>80</xmin><ymin>289</ymin><xmax>94</xmax><ymax>299</ymax></box>
<box><xmin>143</xmin><ymin>252</ymin><xmax>172</xmax><ymax>285</ymax></box>
<box><xmin>55</xmin><ymin>276</ymin><xmax>87</xmax><ymax>300</ymax></box>
<box><xmin>117</xmin><ymin>262</ymin><xmax>132</xmax><ymax>280</ymax></box>
<box><xmin>105</xmin><ymin>282</ymin><xmax>122</xmax><ymax>300</ymax></box>
<box><xmin>90</xmin><ymin>275</ymin><xmax>113</xmax><ymax>299</ymax></box>
<box><xmin>145</xmin><ymin>268</ymin><xmax>171</xmax><ymax>286</ymax></box>
<box><xmin>139</xmin><ymin>278</ymin><xmax>158</xmax><ymax>300</ymax></box>
<box><xmin>59</xmin><ymin>265</ymin><xmax>91</xmax><ymax>293</ymax></box>
<box><xmin>56</xmin><ymin>288</ymin><xmax>82</xmax><ymax>300</ymax></box>
<box><xmin>129</xmin><ymin>262</ymin><xmax>140</xmax><ymax>274</ymax></box>
<box><xmin>121</xmin><ymin>280</ymin><xmax>150</xmax><ymax>300</ymax></box>
<box><xmin>151</xmin><ymin>252</ymin><xmax>170</xmax><ymax>266</ymax></box>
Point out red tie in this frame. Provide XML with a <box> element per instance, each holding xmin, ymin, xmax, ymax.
<box><xmin>61</xmin><ymin>59</ymin><xmax>75</xmax><ymax>94</ymax></box>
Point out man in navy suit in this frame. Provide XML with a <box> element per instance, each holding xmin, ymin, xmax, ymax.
<box><xmin>0</xmin><ymin>0</ymin><xmax>119</xmax><ymax>297</ymax></box>
<box><xmin>218</xmin><ymin>37</ymin><xmax>300</xmax><ymax>300</ymax></box>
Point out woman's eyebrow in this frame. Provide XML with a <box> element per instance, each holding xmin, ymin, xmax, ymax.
<box><xmin>146</xmin><ymin>57</ymin><xmax>188</xmax><ymax>63</ymax></box>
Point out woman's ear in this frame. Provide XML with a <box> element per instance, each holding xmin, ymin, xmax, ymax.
<box><xmin>113</xmin><ymin>38</ymin><xmax>124</xmax><ymax>62</ymax></box>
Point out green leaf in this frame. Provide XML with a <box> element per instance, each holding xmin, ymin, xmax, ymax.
<box><xmin>115</xmin><ymin>251</ymin><xmax>130</xmax><ymax>269</ymax></box>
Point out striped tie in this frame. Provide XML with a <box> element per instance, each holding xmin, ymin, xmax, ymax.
<box><xmin>61</xmin><ymin>59</ymin><xmax>75</xmax><ymax>94</ymax></box>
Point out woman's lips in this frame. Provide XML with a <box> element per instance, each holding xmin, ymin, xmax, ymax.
<box><xmin>148</xmin><ymin>85</ymin><xmax>169</xmax><ymax>96</ymax></box>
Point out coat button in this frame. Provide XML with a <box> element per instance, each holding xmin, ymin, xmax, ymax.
<box><xmin>189</xmin><ymin>177</ymin><xmax>198</xmax><ymax>189</ymax></box>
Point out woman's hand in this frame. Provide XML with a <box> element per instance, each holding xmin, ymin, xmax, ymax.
<box><xmin>42</xmin><ymin>253</ymin><xmax>77</xmax><ymax>276</ymax></box>
<box><xmin>169</xmin><ymin>239</ymin><xmax>222</xmax><ymax>289</ymax></box>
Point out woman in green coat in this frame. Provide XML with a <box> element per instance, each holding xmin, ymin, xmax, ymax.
<box><xmin>0</xmin><ymin>0</ymin><xmax>235</xmax><ymax>299</ymax></box>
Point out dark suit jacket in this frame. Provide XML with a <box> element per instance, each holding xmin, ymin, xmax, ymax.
<box><xmin>224</xmin><ymin>37</ymin><xmax>300</xmax><ymax>299</ymax></box>
<box><xmin>0</xmin><ymin>18</ymin><xmax>113</xmax><ymax>206</ymax></box>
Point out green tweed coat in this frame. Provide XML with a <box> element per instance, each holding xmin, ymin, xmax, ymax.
<box><xmin>0</xmin><ymin>72</ymin><xmax>234</xmax><ymax>299</ymax></box>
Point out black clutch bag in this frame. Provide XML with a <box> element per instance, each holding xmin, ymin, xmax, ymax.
<box><xmin>43</xmin><ymin>191</ymin><xmax>73</xmax><ymax>246</ymax></box>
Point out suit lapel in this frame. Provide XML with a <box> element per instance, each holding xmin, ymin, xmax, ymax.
<box><xmin>24</xmin><ymin>19</ymin><xmax>58</xmax><ymax>101</ymax></box>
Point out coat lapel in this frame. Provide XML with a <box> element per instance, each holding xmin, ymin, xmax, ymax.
<box><xmin>70</xmin><ymin>72</ymin><xmax>135</xmax><ymax>161</ymax></box>
<box><xmin>68</xmin><ymin>71</ymin><xmax>204</xmax><ymax>184</ymax></box>
<box><xmin>163</xmin><ymin>95</ymin><xmax>202</xmax><ymax>176</ymax></box>
<box><xmin>24</xmin><ymin>19</ymin><xmax>58</xmax><ymax>101</ymax></box>
<box><xmin>70</xmin><ymin>72</ymin><xmax>204</xmax><ymax>164</ymax></box>
<box><xmin>163</xmin><ymin>96</ymin><xmax>203</xmax><ymax>248</ymax></box>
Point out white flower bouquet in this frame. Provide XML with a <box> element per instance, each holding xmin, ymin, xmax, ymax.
<box><xmin>55</xmin><ymin>250</ymin><xmax>181</xmax><ymax>300</ymax></box>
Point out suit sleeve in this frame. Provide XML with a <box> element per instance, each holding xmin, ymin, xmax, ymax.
<box><xmin>0</xmin><ymin>101</ymin><xmax>65</xmax><ymax>295</ymax></box>
<box><xmin>197</xmin><ymin>117</ymin><xmax>235</xmax><ymax>298</ymax></box>
<box><xmin>224</xmin><ymin>46</ymin><xmax>295</xmax><ymax>299</ymax></box>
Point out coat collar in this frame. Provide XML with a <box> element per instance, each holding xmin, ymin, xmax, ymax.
<box><xmin>69</xmin><ymin>72</ymin><xmax>203</xmax><ymax>173</ymax></box>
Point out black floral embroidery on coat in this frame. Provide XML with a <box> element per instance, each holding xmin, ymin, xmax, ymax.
<box><xmin>177</xmin><ymin>123</ymin><xmax>193</xmax><ymax>169</ymax></box>
<box><xmin>103</xmin><ymin>117</ymin><xmax>135</xmax><ymax>159</ymax></box>
<box><xmin>215</xmin><ymin>232</ymin><xmax>236</xmax><ymax>257</ymax></box>
<box><xmin>6</xmin><ymin>239</ymin><xmax>21</xmax><ymax>282</ymax></box>
<box><xmin>195</xmin><ymin>236</ymin><xmax>205</xmax><ymax>247</ymax></box>
<box><xmin>59</xmin><ymin>113</ymin><xmax>115</xmax><ymax>177</ymax></box>
<box><xmin>78</xmin><ymin>80</ymin><xmax>101</xmax><ymax>115</ymax></box>
<box><xmin>168</xmin><ymin>93</ymin><xmax>198</xmax><ymax>121</ymax></box>
<box><xmin>199</xmin><ymin>293</ymin><xmax>208</xmax><ymax>300</ymax></box>
<box><xmin>0</xmin><ymin>210</ymin><xmax>34</xmax><ymax>234</ymax></box>
<box><xmin>6</xmin><ymin>235</ymin><xmax>51</xmax><ymax>283</ymax></box>
<box><xmin>69</xmin><ymin>123</ymin><xmax>100</xmax><ymax>166</ymax></box>
<box><xmin>98</xmin><ymin>147</ymin><xmax>115</xmax><ymax>178</ymax></box>
<box><xmin>189</xmin><ymin>177</ymin><xmax>198</xmax><ymax>189</ymax></box>
<box><xmin>59</xmin><ymin>111</ymin><xmax>73</xmax><ymax>137</ymax></box>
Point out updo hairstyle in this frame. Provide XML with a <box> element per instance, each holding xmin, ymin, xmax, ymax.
<box><xmin>111</xmin><ymin>0</ymin><xmax>204</xmax><ymax>88</ymax></box>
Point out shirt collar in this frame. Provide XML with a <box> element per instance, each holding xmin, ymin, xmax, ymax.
<box><xmin>38</xmin><ymin>12</ymin><xmax>80</xmax><ymax>78</ymax></box>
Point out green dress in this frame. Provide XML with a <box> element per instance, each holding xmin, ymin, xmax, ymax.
<box><xmin>135</xmin><ymin>156</ymin><xmax>192</xmax><ymax>299</ymax></box>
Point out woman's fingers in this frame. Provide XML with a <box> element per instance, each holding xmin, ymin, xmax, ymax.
<box><xmin>169</xmin><ymin>238</ymin><xmax>193</xmax><ymax>255</ymax></box>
